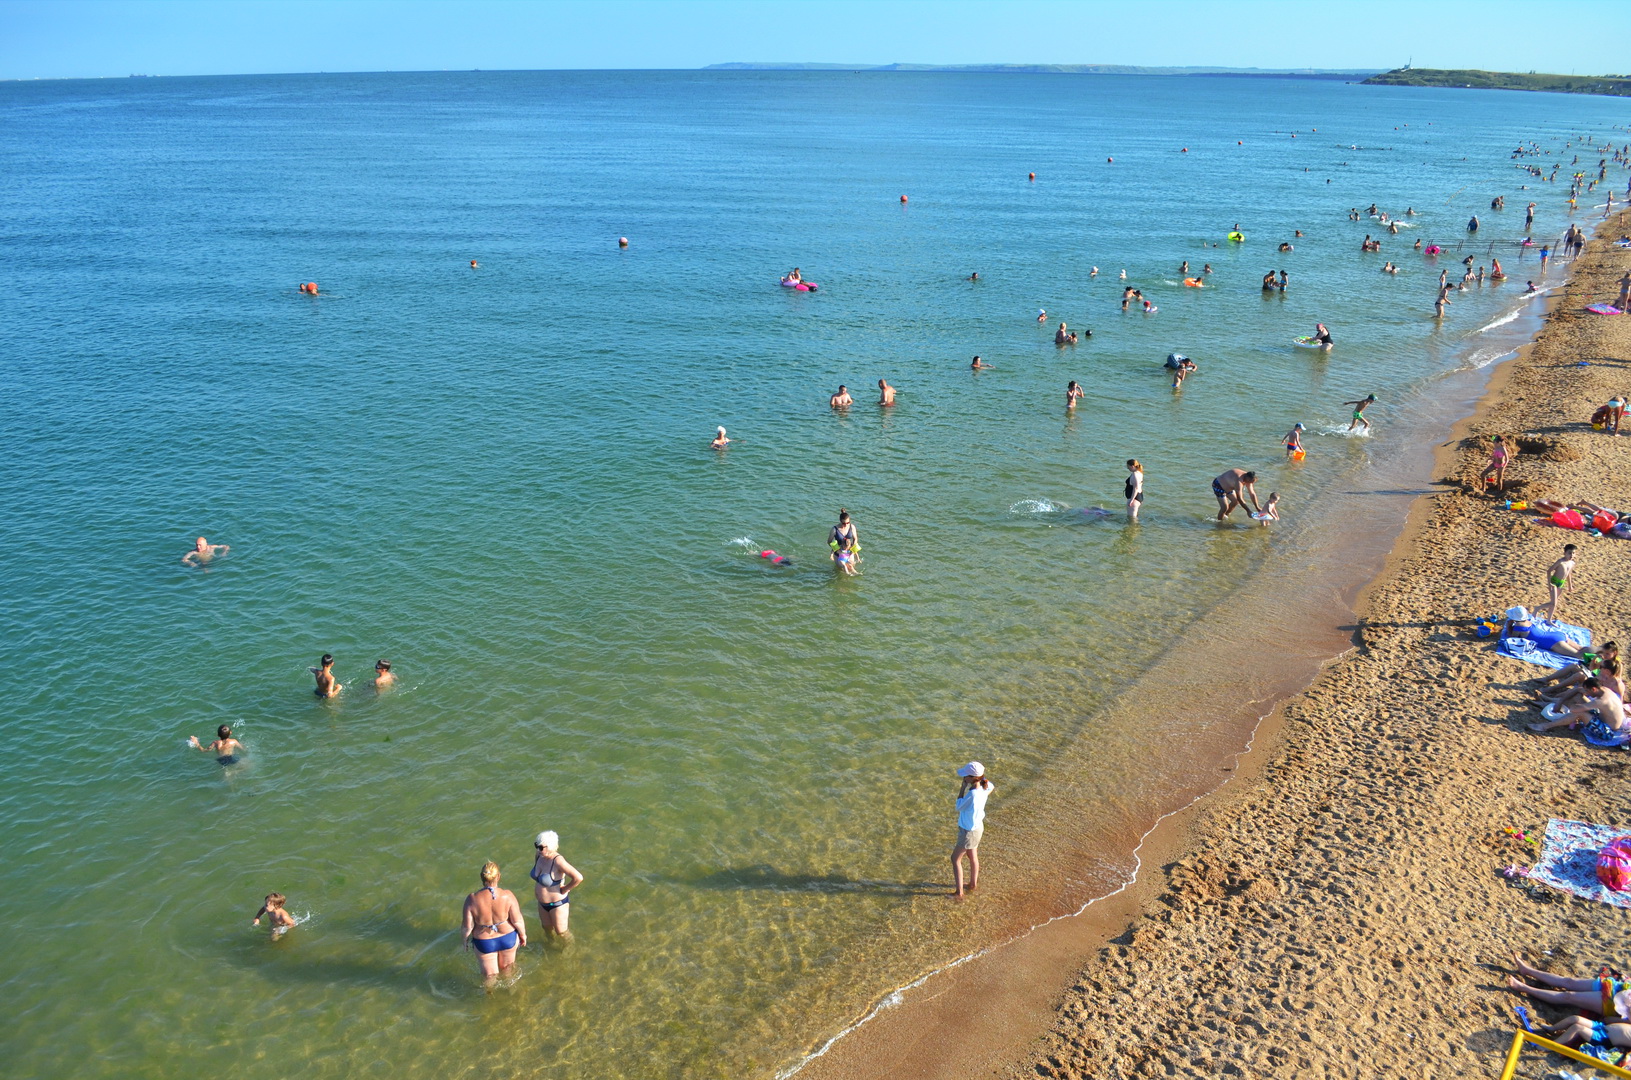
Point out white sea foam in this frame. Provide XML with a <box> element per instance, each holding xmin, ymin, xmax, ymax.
<box><xmin>1474</xmin><ymin>308</ymin><xmax>1521</xmax><ymax>334</ymax></box>
<box><xmin>1009</xmin><ymin>498</ymin><xmax>1065</xmax><ymax>514</ymax></box>
<box><xmin>725</xmin><ymin>537</ymin><xmax>755</xmax><ymax>548</ymax></box>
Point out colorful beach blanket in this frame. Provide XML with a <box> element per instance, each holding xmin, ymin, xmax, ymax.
<box><xmin>1497</xmin><ymin>621</ymin><xmax>1592</xmax><ymax>668</ymax></box>
<box><xmin>1530</xmin><ymin>819</ymin><xmax>1631</xmax><ymax>909</ymax></box>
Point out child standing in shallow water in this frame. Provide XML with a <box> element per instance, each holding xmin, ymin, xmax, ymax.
<box><xmin>833</xmin><ymin>535</ymin><xmax>860</xmax><ymax>576</ymax></box>
<box><xmin>1283</xmin><ymin>423</ymin><xmax>1305</xmax><ymax>459</ymax></box>
<box><xmin>252</xmin><ymin>893</ymin><xmax>297</xmax><ymax>938</ymax></box>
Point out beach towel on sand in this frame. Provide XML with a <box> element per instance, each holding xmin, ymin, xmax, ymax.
<box><xmin>1497</xmin><ymin>621</ymin><xmax>1592</xmax><ymax>668</ymax></box>
<box><xmin>1530</xmin><ymin>819</ymin><xmax>1631</xmax><ymax>909</ymax></box>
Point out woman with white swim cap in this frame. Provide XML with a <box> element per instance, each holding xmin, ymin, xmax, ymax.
<box><xmin>530</xmin><ymin>830</ymin><xmax>584</xmax><ymax>939</ymax></box>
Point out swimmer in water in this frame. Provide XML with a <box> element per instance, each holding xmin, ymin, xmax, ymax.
<box><xmin>1313</xmin><ymin>323</ymin><xmax>1334</xmax><ymax>349</ymax></box>
<box><xmin>1054</xmin><ymin>322</ymin><xmax>1072</xmax><ymax>345</ymax></box>
<box><xmin>1278</xmin><ymin>242</ymin><xmax>1293</xmax><ymax>252</ymax></box>
<box><xmin>971</xmin><ymin>355</ymin><xmax>991</xmax><ymax>371</ymax></box>
<box><xmin>252</xmin><ymin>893</ymin><xmax>297</xmax><ymax>938</ymax></box>
<box><xmin>311</xmin><ymin>654</ymin><xmax>341</xmax><ymax>698</ymax></box>
<box><xmin>878</xmin><ymin>379</ymin><xmax>896</xmax><ymax>406</ymax></box>
<box><xmin>1037</xmin><ymin>309</ymin><xmax>1047</xmax><ymax>323</ymax></box>
<box><xmin>1203</xmin><ymin>263</ymin><xmax>1213</xmax><ymax>274</ymax></box>
<box><xmin>182</xmin><ymin>537</ymin><xmax>230</xmax><ymax>566</ymax></box>
<box><xmin>829</xmin><ymin>509</ymin><xmax>858</xmax><ymax>552</ymax></box>
<box><xmin>832</xmin><ymin>534</ymin><xmax>860</xmax><ymax>576</ymax></box>
<box><xmin>711</xmin><ymin>426</ymin><xmax>730</xmax><ymax>449</ymax></box>
<box><xmin>1090</xmin><ymin>267</ymin><xmax>1099</xmax><ymax>277</ymax></box>
<box><xmin>1179</xmin><ymin>261</ymin><xmax>1189</xmax><ymax>274</ymax></box>
<box><xmin>1491</xmin><ymin>257</ymin><xmax>1506</xmax><ymax>280</ymax></box>
<box><xmin>1121</xmin><ymin>287</ymin><xmax>1135</xmax><ymax>311</ymax></box>
<box><xmin>1142</xmin><ymin>299</ymin><xmax>1156</xmax><ymax>314</ymax></box>
<box><xmin>188</xmin><ymin>723</ymin><xmax>244</xmax><ymax>764</ymax></box>
<box><xmin>968</xmin><ymin>272</ymin><xmax>978</xmax><ymax>281</ymax></box>
<box><xmin>1066</xmin><ymin>380</ymin><xmax>1084</xmax><ymax>409</ymax></box>
<box><xmin>470</xmin><ymin>260</ymin><xmax>479</xmax><ymax>268</ymax></box>
<box><xmin>1283</xmin><ymin>422</ymin><xmax>1305</xmax><ymax>458</ymax></box>
<box><xmin>830</xmin><ymin>385</ymin><xmax>852</xmax><ymax>409</ymax></box>
<box><xmin>373</xmin><ymin>659</ymin><xmax>395</xmax><ymax>688</ymax></box>
<box><xmin>1525</xmin><ymin>281</ymin><xmax>1539</xmax><ymax>294</ymax></box>
<box><xmin>1344</xmin><ymin>394</ymin><xmax>1376</xmax><ymax>432</ymax></box>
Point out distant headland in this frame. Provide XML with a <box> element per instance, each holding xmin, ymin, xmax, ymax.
<box><xmin>705</xmin><ymin>63</ymin><xmax>1381</xmax><ymax>78</ymax></box>
<box><xmin>1363</xmin><ymin>66</ymin><xmax>1631</xmax><ymax>97</ymax></box>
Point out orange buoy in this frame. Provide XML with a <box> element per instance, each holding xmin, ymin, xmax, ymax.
<box><xmin>618</xmin><ymin>237</ymin><xmax>628</xmax><ymax>247</ymax></box>
<box><xmin>900</xmin><ymin>194</ymin><xmax>908</xmax><ymax>203</ymax></box>
<box><xmin>1028</xmin><ymin>172</ymin><xmax>1035</xmax><ymax>180</ymax></box>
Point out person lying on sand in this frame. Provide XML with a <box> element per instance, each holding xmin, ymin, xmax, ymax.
<box><xmin>1499</xmin><ymin>607</ymin><xmax>1587</xmax><ymax>657</ymax></box>
<box><xmin>1508</xmin><ymin>955</ymin><xmax>1631</xmax><ymax>1021</ymax></box>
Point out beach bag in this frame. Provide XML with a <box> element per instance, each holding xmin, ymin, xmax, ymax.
<box><xmin>1553</xmin><ymin>509</ymin><xmax>1587</xmax><ymax>531</ymax></box>
<box><xmin>1597</xmin><ymin>838</ymin><xmax>1631</xmax><ymax>891</ymax></box>
<box><xmin>1594</xmin><ymin>512</ymin><xmax>1619</xmax><ymax>533</ymax></box>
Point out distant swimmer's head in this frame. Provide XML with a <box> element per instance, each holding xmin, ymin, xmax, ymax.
<box><xmin>618</xmin><ymin>237</ymin><xmax>629</xmax><ymax>247</ymax></box>
<box><xmin>375</xmin><ymin>660</ymin><xmax>391</xmax><ymax>673</ymax></box>
<box><xmin>534</xmin><ymin>831</ymin><xmax>559</xmax><ymax>853</ymax></box>
<box><xmin>717</xmin><ymin>426</ymin><xmax>727</xmax><ymax>435</ymax></box>
<box><xmin>480</xmin><ymin>861</ymin><xmax>501</xmax><ymax>885</ymax></box>
<box><xmin>196</xmin><ymin>537</ymin><xmax>209</xmax><ymax>550</ymax></box>
<box><xmin>217</xmin><ymin>724</ymin><xmax>233</xmax><ymax>739</ymax></box>
<box><xmin>321</xmin><ymin>654</ymin><xmax>334</xmax><ymax>667</ymax></box>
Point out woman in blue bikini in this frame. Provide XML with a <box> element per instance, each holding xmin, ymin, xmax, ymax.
<box><xmin>531</xmin><ymin>831</ymin><xmax>585</xmax><ymax>940</ymax></box>
<box><xmin>462</xmin><ymin>861</ymin><xmax>526</xmax><ymax>978</ymax></box>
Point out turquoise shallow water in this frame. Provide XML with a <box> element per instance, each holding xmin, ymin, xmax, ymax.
<box><xmin>1</xmin><ymin>70</ymin><xmax>1626</xmax><ymax>1078</ymax></box>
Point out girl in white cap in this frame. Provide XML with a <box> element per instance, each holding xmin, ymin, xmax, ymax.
<box><xmin>952</xmin><ymin>761</ymin><xmax>993</xmax><ymax>898</ymax></box>
<box><xmin>530</xmin><ymin>831</ymin><xmax>584</xmax><ymax>940</ymax></box>
<box><xmin>711</xmin><ymin>426</ymin><xmax>730</xmax><ymax>449</ymax></box>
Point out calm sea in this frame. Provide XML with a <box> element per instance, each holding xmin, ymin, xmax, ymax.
<box><xmin>1</xmin><ymin>69</ymin><xmax>1623</xmax><ymax>1079</ymax></box>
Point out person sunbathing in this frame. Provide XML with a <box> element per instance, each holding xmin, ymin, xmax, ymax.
<box><xmin>1520</xmin><ymin>1010</ymin><xmax>1631</xmax><ymax>1054</ymax></box>
<box><xmin>1500</xmin><ymin>607</ymin><xmax>1587</xmax><ymax>657</ymax></box>
<box><xmin>1531</xmin><ymin>641</ymin><xmax>1619</xmax><ymax>698</ymax></box>
<box><xmin>1529</xmin><ymin>499</ymin><xmax>1624</xmax><ymax>520</ymax></box>
<box><xmin>1508</xmin><ymin>956</ymin><xmax>1631</xmax><ymax>1021</ymax></box>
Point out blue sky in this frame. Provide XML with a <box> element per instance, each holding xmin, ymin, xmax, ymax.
<box><xmin>0</xmin><ymin>0</ymin><xmax>1618</xmax><ymax>81</ymax></box>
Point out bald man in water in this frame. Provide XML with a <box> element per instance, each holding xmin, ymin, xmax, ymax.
<box><xmin>182</xmin><ymin>536</ymin><xmax>229</xmax><ymax>566</ymax></box>
<box><xmin>878</xmin><ymin>379</ymin><xmax>896</xmax><ymax>406</ymax></box>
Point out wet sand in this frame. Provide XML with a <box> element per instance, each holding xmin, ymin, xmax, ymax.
<box><xmin>798</xmin><ymin>216</ymin><xmax>1631</xmax><ymax>1080</ymax></box>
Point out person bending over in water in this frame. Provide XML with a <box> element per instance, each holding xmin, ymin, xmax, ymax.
<box><xmin>1343</xmin><ymin>394</ymin><xmax>1376</xmax><ymax>432</ymax></box>
<box><xmin>1212</xmin><ymin>469</ymin><xmax>1263</xmax><ymax>521</ymax></box>
<box><xmin>530</xmin><ymin>830</ymin><xmax>584</xmax><ymax>940</ymax></box>
<box><xmin>830</xmin><ymin>385</ymin><xmax>852</xmax><ymax>409</ymax></box>
<box><xmin>832</xmin><ymin>534</ymin><xmax>860</xmax><ymax>576</ymax></box>
<box><xmin>877</xmin><ymin>379</ymin><xmax>896</xmax><ymax>406</ymax></box>
<box><xmin>462</xmin><ymin>861</ymin><xmax>526</xmax><ymax>980</ymax></box>
<box><xmin>373</xmin><ymin>659</ymin><xmax>395</xmax><ymax>688</ymax></box>
<box><xmin>312</xmin><ymin>654</ymin><xmax>341</xmax><ymax>698</ymax></box>
<box><xmin>189</xmin><ymin>723</ymin><xmax>244</xmax><ymax>764</ymax></box>
<box><xmin>252</xmin><ymin>893</ymin><xmax>297</xmax><ymax>938</ymax></box>
<box><xmin>1313</xmin><ymin>323</ymin><xmax>1334</xmax><ymax>349</ymax></box>
<box><xmin>182</xmin><ymin>537</ymin><xmax>230</xmax><ymax>566</ymax></box>
<box><xmin>1125</xmin><ymin>460</ymin><xmax>1144</xmax><ymax>522</ymax></box>
<box><xmin>1065</xmin><ymin>381</ymin><xmax>1084</xmax><ymax>409</ymax></box>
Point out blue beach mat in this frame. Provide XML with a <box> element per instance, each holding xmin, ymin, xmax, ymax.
<box><xmin>1530</xmin><ymin>819</ymin><xmax>1631</xmax><ymax>909</ymax></box>
<box><xmin>1496</xmin><ymin>622</ymin><xmax>1592</xmax><ymax>668</ymax></box>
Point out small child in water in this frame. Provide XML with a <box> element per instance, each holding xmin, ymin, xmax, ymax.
<box><xmin>252</xmin><ymin>893</ymin><xmax>297</xmax><ymax>938</ymax></box>
<box><xmin>1253</xmin><ymin>493</ymin><xmax>1281</xmax><ymax>526</ymax></box>
<box><xmin>1283</xmin><ymin>423</ymin><xmax>1305</xmax><ymax>458</ymax></box>
<box><xmin>188</xmin><ymin>724</ymin><xmax>243</xmax><ymax>764</ymax></box>
<box><xmin>833</xmin><ymin>535</ymin><xmax>860</xmax><ymax>576</ymax></box>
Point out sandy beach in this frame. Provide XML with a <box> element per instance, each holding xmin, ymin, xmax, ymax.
<box><xmin>1013</xmin><ymin>214</ymin><xmax>1631</xmax><ymax>1079</ymax></box>
<box><xmin>794</xmin><ymin>214</ymin><xmax>1631</xmax><ymax>1080</ymax></box>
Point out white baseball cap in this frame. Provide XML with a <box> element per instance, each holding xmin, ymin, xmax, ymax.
<box><xmin>956</xmin><ymin>761</ymin><xmax>985</xmax><ymax>778</ymax></box>
<box><xmin>1505</xmin><ymin>606</ymin><xmax>1530</xmax><ymax>622</ymax></box>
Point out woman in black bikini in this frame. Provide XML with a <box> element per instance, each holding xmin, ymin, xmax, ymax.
<box><xmin>531</xmin><ymin>831</ymin><xmax>585</xmax><ymax>940</ymax></box>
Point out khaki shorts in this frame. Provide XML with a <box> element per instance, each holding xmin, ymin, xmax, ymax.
<box><xmin>954</xmin><ymin>827</ymin><xmax>983</xmax><ymax>852</ymax></box>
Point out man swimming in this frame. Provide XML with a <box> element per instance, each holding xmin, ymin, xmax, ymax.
<box><xmin>182</xmin><ymin>537</ymin><xmax>230</xmax><ymax>566</ymax></box>
<box><xmin>878</xmin><ymin>379</ymin><xmax>896</xmax><ymax>406</ymax></box>
<box><xmin>373</xmin><ymin>660</ymin><xmax>395</xmax><ymax>689</ymax></box>
<box><xmin>188</xmin><ymin>724</ymin><xmax>244</xmax><ymax>764</ymax></box>
<box><xmin>1211</xmin><ymin>469</ymin><xmax>1263</xmax><ymax>521</ymax></box>
<box><xmin>311</xmin><ymin>654</ymin><xmax>341</xmax><ymax>698</ymax></box>
<box><xmin>970</xmin><ymin>356</ymin><xmax>991</xmax><ymax>371</ymax></box>
<box><xmin>830</xmin><ymin>385</ymin><xmax>852</xmax><ymax>409</ymax></box>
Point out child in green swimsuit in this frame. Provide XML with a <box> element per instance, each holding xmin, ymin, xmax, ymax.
<box><xmin>1538</xmin><ymin>543</ymin><xmax>1578</xmax><ymax>621</ymax></box>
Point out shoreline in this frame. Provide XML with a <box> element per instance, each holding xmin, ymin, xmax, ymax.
<box><xmin>790</xmin><ymin>215</ymin><xmax>1631</xmax><ymax>1080</ymax></box>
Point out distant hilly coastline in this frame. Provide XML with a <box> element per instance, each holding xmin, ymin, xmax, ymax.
<box><xmin>1363</xmin><ymin>66</ymin><xmax>1631</xmax><ymax>97</ymax></box>
<box><xmin>705</xmin><ymin>62</ymin><xmax>1380</xmax><ymax>78</ymax></box>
